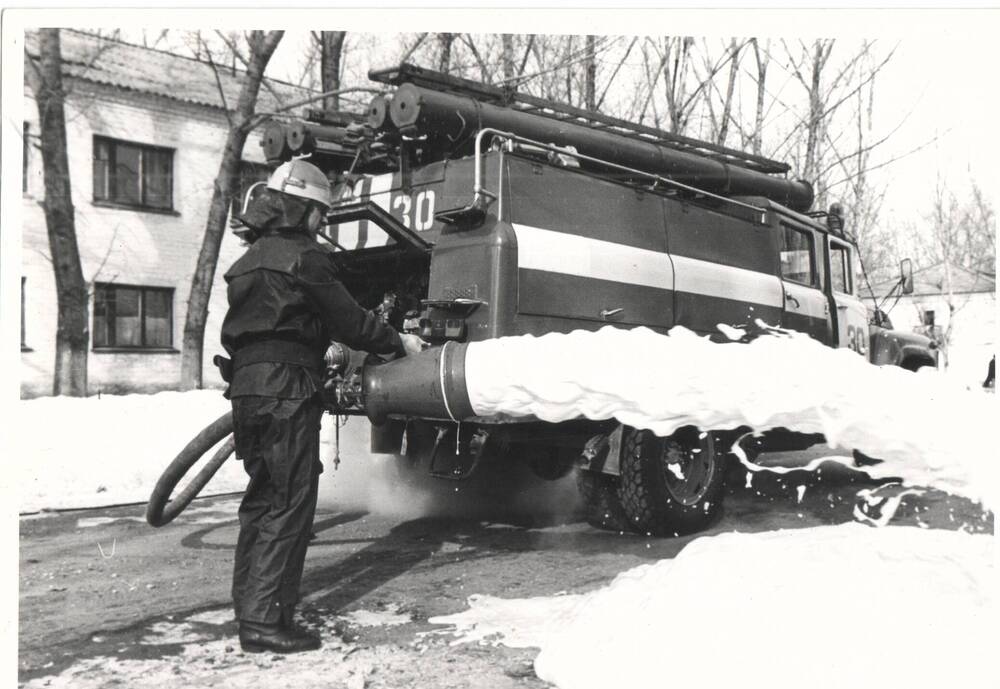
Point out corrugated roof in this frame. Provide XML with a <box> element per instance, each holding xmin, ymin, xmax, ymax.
<box><xmin>24</xmin><ymin>29</ymin><xmax>312</xmax><ymax>114</ymax></box>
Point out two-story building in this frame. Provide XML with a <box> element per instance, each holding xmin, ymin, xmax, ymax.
<box><xmin>21</xmin><ymin>30</ymin><xmax>310</xmax><ymax>398</ymax></box>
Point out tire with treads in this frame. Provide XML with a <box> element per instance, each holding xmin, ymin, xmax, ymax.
<box><xmin>576</xmin><ymin>470</ymin><xmax>629</xmax><ymax>532</ymax></box>
<box><xmin>617</xmin><ymin>426</ymin><xmax>727</xmax><ymax>537</ymax></box>
<box><xmin>146</xmin><ymin>411</ymin><xmax>236</xmax><ymax>527</ymax></box>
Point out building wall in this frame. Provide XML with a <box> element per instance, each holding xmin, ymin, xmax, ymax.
<box><xmin>21</xmin><ymin>79</ymin><xmax>269</xmax><ymax>398</ymax></box>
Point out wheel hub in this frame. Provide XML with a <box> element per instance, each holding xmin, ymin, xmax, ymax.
<box><xmin>659</xmin><ymin>434</ymin><xmax>715</xmax><ymax>506</ymax></box>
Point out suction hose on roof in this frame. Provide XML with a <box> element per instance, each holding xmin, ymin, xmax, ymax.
<box><xmin>146</xmin><ymin>411</ymin><xmax>236</xmax><ymax>527</ymax></box>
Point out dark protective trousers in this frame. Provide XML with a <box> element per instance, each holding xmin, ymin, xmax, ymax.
<box><xmin>231</xmin><ymin>395</ymin><xmax>323</xmax><ymax>624</ymax></box>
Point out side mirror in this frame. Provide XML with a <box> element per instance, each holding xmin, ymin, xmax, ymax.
<box><xmin>900</xmin><ymin>258</ymin><xmax>914</xmax><ymax>295</ymax></box>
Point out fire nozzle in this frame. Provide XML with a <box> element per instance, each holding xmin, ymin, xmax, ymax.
<box><xmin>328</xmin><ymin>342</ymin><xmax>475</xmax><ymax>424</ymax></box>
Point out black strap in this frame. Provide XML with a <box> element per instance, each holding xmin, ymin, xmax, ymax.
<box><xmin>232</xmin><ymin>339</ymin><xmax>323</xmax><ymax>371</ymax></box>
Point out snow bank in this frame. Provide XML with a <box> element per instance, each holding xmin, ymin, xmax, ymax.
<box><xmin>429</xmin><ymin>524</ymin><xmax>996</xmax><ymax>689</ymax></box>
<box><xmin>466</xmin><ymin>325</ymin><xmax>999</xmax><ymax>509</ymax></box>
<box><xmin>11</xmin><ymin>388</ymin><xmax>451</xmax><ymax>517</ymax></box>
<box><xmin>14</xmin><ymin>390</ymin><xmax>244</xmax><ymax>513</ymax></box>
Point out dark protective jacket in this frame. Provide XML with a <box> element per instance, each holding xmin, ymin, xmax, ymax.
<box><xmin>222</xmin><ymin>228</ymin><xmax>404</xmax><ymax>624</ymax></box>
<box><xmin>221</xmin><ymin>231</ymin><xmax>405</xmax><ymax>398</ymax></box>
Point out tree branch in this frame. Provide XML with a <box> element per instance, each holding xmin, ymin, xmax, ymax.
<box><xmin>399</xmin><ymin>33</ymin><xmax>428</xmax><ymax>64</ymax></box>
<box><xmin>199</xmin><ymin>36</ymin><xmax>233</xmax><ymax>128</ymax></box>
<box><xmin>249</xmin><ymin>86</ymin><xmax>385</xmax><ymax>128</ymax></box>
<box><xmin>596</xmin><ymin>36</ymin><xmax>638</xmax><ymax>110</ymax></box>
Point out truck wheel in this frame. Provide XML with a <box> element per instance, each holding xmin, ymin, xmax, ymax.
<box><xmin>576</xmin><ymin>470</ymin><xmax>629</xmax><ymax>532</ymax></box>
<box><xmin>617</xmin><ymin>426</ymin><xmax>727</xmax><ymax>536</ymax></box>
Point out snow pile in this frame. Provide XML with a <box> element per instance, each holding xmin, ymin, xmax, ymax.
<box><xmin>466</xmin><ymin>325</ymin><xmax>998</xmax><ymax>509</ymax></box>
<box><xmin>430</xmin><ymin>524</ymin><xmax>996</xmax><ymax>689</ymax></box>
<box><xmin>13</xmin><ymin>390</ymin><xmax>245</xmax><ymax>513</ymax></box>
<box><xmin>10</xmin><ymin>387</ymin><xmax>490</xmax><ymax>518</ymax></box>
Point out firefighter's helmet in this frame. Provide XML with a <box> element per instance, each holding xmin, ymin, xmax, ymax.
<box><xmin>266</xmin><ymin>159</ymin><xmax>333</xmax><ymax>209</ymax></box>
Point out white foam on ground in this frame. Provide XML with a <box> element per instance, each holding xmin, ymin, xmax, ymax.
<box><xmin>466</xmin><ymin>326</ymin><xmax>998</xmax><ymax>509</ymax></box>
<box><xmin>341</xmin><ymin>604</ymin><xmax>411</xmax><ymax>627</ymax></box>
<box><xmin>428</xmin><ymin>592</ymin><xmax>581</xmax><ymax>648</ymax></box>
<box><xmin>429</xmin><ymin>524</ymin><xmax>995</xmax><ymax>689</ymax></box>
<box><xmin>139</xmin><ymin>621</ymin><xmax>213</xmax><ymax>646</ymax></box>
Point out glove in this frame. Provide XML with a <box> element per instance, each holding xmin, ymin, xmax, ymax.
<box><xmin>400</xmin><ymin>333</ymin><xmax>429</xmax><ymax>356</ymax></box>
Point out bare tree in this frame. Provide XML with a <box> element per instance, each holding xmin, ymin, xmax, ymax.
<box><xmin>319</xmin><ymin>31</ymin><xmax>347</xmax><ymax>110</ymax></box>
<box><xmin>180</xmin><ymin>30</ymin><xmax>284</xmax><ymax>390</ymax></box>
<box><xmin>437</xmin><ymin>33</ymin><xmax>456</xmax><ymax>73</ymax></box>
<box><xmin>24</xmin><ymin>29</ymin><xmax>89</xmax><ymax>396</ymax></box>
<box><xmin>662</xmin><ymin>36</ymin><xmax>697</xmax><ymax>134</ymax></box>
<box><xmin>584</xmin><ymin>35</ymin><xmax>597</xmax><ymax>111</ymax></box>
<box><xmin>916</xmin><ymin>178</ymin><xmax>997</xmax><ymax>360</ymax></box>
<box><xmin>798</xmin><ymin>40</ymin><xmax>835</xmax><ymax>188</ymax></box>
<box><xmin>715</xmin><ymin>38</ymin><xmax>742</xmax><ymax>146</ymax></box>
<box><xmin>964</xmin><ymin>182</ymin><xmax>996</xmax><ymax>278</ymax></box>
<box><xmin>749</xmin><ymin>38</ymin><xmax>770</xmax><ymax>155</ymax></box>
<box><xmin>501</xmin><ymin>34</ymin><xmax>516</xmax><ymax>83</ymax></box>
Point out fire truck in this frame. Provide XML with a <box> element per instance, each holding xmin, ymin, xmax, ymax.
<box><xmin>149</xmin><ymin>63</ymin><xmax>937</xmax><ymax>537</ymax></box>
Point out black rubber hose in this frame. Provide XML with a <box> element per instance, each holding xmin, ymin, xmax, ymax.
<box><xmin>146</xmin><ymin>411</ymin><xmax>237</xmax><ymax>527</ymax></box>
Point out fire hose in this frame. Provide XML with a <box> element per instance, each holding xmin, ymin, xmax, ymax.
<box><xmin>145</xmin><ymin>411</ymin><xmax>236</xmax><ymax>527</ymax></box>
<box><xmin>145</xmin><ymin>344</ymin><xmax>477</xmax><ymax>526</ymax></box>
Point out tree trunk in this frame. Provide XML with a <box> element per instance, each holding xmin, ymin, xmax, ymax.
<box><xmin>717</xmin><ymin>38</ymin><xmax>741</xmax><ymax>146</ymax></box>
<box><xmin>584</xmin><ymin>35</ymin><xmax>597</xmax><ymax>111</ymax></box>
<box><xmin>28</xmin><ymin>29</ymin><xmax>89</xmax><ymax>396</ymax></box>
<box><xmin>751</xmin><ymin>38</ymin><xmax>769</xmax><ymax>156</ymax></box>
<box><xmin>501</xmin><ymin>34</ymin><xmax>516</xmax><ymax>83</ymax></box>
<box><xmin>803</xmin><ymin>40</ymin><xmax>831</xmax><ymax>194</ymax></box>
<box><xmin>662</xmin><ymin>38</ymin><xmax>686</xmax><ymax>134</ymax></box>
<box><xmin>180</xmin><ymin>30</ymin><xmax>283</xmax><ymax>390</ymax></box>
<box><xmin>437</xmin><ymin>33</ymin><xmax>455</xmax><ymax>74</ymax></box>
<box><xmin>564</xmin><ymin>36</ymin><xmax>574</xmax><ymax>104</ymax></box>
<box><xmin>320</xmin><ymin>31</ymin><xmax>346</xmax><ymax>111</ymax></box>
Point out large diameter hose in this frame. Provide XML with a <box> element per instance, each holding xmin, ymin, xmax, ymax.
<box><xmin>146</xmin><ymin>411</ymin><xmax>236</xmax><ymax>527</ymax></box>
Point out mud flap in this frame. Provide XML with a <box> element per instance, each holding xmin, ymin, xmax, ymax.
<box><xmin>370</xmin><ymin>419</ymin><xmax>406</xmax><ymax>454</ymax></box>
<box><xmin>580</xmin><ymin>425</ymin><xmax>624</xmax><ymax>476</ymax></box>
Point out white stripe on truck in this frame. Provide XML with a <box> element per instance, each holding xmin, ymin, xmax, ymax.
<box><xmin>512</xmin><ymin>223</ymin><xmax>674</xmax><ymax>290</ymax></box>
<box><xmin>511</xmin><ymin>223</ymin><xmax>783</xmax><ymax>308</ymax></box>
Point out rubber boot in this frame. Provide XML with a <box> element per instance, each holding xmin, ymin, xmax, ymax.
<box><xmin>239</xmin><ymin>619</ymin><xmax>321</xmax><ymax>654</ymax></box>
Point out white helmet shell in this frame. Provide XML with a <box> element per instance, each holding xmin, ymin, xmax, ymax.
<box><xmin>266</xmin><ymin>159</ymin><xmax>333</xmax><ymax>209</ymax></box>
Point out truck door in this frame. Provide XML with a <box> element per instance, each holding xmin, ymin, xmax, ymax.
<box><xmin>778</xmin><ymin>222</ymin><xmax>833</xmax><ymax>344</ymax></box>
<box><xmin>828</xmin><ymin>237</ymin><xmax>869</xmax><ymax>356</ymax></box>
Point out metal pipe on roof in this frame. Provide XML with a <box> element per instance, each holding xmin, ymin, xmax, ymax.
<box><xmin>389</xmin><ymin>83</ymin><xmax>815</xmax><ymax>212</ymax></box>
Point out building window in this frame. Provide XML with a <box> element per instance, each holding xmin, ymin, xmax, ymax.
<box><xmin>93</xmin><ymin>284</ymin><xmax>174</xmax><ymax>349</ymax></box>
<box><xmin>93</xmin><ymin>136</ymin><xmax>174</xmax><ymax>211</ymax></box>
<box><xmin>922</xmin><ymin>309</ymin><xmax>936</xmax><ymax>327</ymax></box>
<box><xmin>779</xmin><ymin>225</ymin><xmax>816</xmax><ymax>286</ymax></box>
<box><xmin>830</xmin><ymin>242</ymin><xmax>852</xmax><ymax>294</ymax></box>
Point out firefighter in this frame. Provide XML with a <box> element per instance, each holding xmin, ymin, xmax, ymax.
<box><xmin>220</xmin><ymin>159</ymin><xmax>425</xmax><ymax>654</ymax></box>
